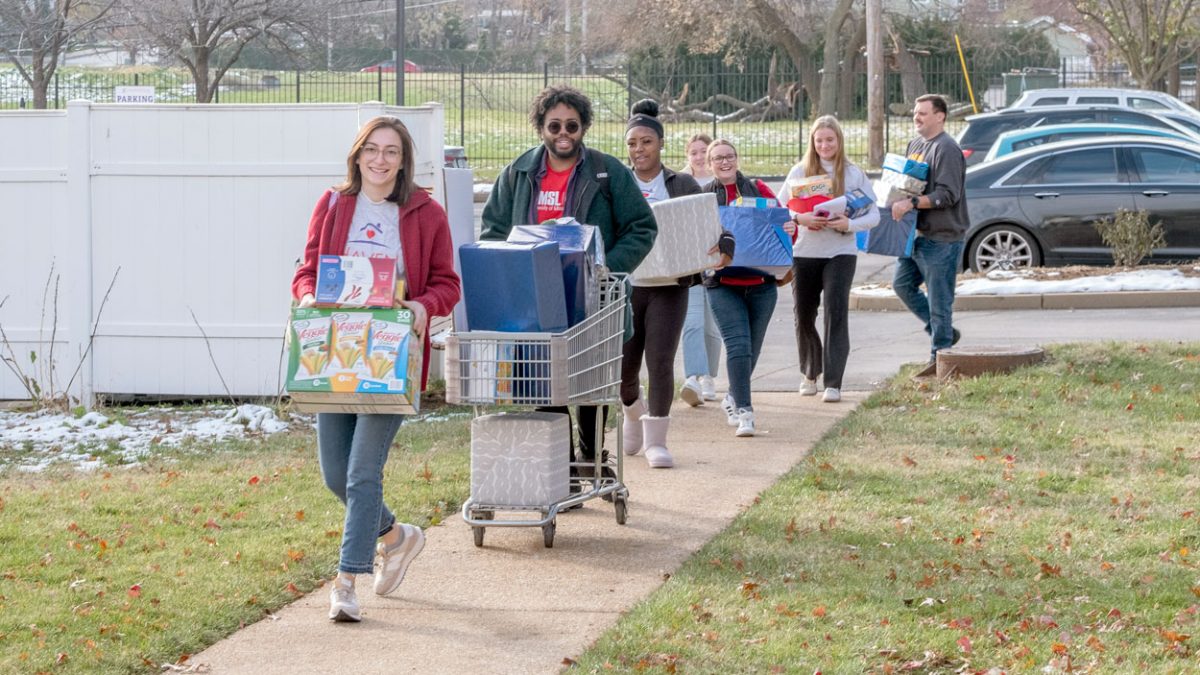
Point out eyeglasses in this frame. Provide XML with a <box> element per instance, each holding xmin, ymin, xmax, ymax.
<box><xmin>545</xmin><ymin>120</ymin><xmax>582</xmax><ymax>135</ymax></box>
<box><xmin>360</xmin><ymin>145</ymin><xmax>401</xmax><ymax>162</ymax></box>
<box><xmin>710</xmin><ymin>153</ymin><xmax>737</xmax><ymax>165</ymax></box>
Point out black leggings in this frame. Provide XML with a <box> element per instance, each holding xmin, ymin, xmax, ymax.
<box><xmin>620</xmin><ymin>285</ymin><xmax>689</xmax><ymax>416</ymax></box>
<box><xmin>791</xmin><ymin>255</ymin><xmax>857</xmax><ymax>390</ymax></box>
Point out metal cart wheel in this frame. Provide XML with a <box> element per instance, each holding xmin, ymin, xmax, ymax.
<box><xmin>613</xmin><ymin>496</ymin><xmax>627</xmax><ymax>525</ymax></box>
<box><xmin>542</xmin><ymin>519</ymin><xmax>556</xmax><ymax>548</ymax></box>
<box><xmin>472</xmin><ymin>526</ymin><xmax>485</xmax><ymax>547</ymax></box>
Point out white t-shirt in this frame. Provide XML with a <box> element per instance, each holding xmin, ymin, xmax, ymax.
<box><xmin>344</xmin><ymin>193</ymin><xmax>407</xmax><ymax>281</ymax></box>
<box><xmin>635</xmin><ymin>170</ymin><xmax>670</xmax><ymax>204</ymax></box>
<box><xmin>781</xmin><ymin>159</ymin><xmax>880</xmax><ymax>259</ymax></box>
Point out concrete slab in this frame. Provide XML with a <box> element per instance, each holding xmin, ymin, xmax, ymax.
<box><xmin>1041</xmin><ymin>290</ymin><xmax>1200</xmax><ymax>310</ymax></box>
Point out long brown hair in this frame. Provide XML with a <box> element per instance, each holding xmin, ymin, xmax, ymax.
<box><xmin>335</xmin><ymin>116</ymin><xmax>417</xmax><ymax>205</ymax></box>
<box><xmin>802</xmin><ymin>115</ymin><xmax>847</xmax><ymax>197</ymax></box>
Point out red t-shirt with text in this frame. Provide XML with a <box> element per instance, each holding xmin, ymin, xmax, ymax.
<box><xmin>536</xmin><ymin>164</ymin><xmax>574</xmax><ymax>223</ymax></box>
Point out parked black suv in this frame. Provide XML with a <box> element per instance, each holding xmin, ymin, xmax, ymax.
<box><xmin>957</xmin><ymin>105</ymin><xmax>1198</xmax><ymax>166</ymax></box>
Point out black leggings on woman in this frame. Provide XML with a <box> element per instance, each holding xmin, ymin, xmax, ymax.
<box><xmin>791</xmin><ymin>254</ymin><xmax>857</xmax><ymax>390</ymax></box>
<box><xmin>620</xmin><ymin>285</ymin><xmax>689</xmax><ymax>416</ymax></box>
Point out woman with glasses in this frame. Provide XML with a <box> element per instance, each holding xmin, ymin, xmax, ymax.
<box><xmin>620</xmin><ymin>101</ymin><xmax>733</xmax><ymax>469</ymax></box>
<box><xmin>705</xmin><ymin>139</ymin><xmax>795</xmax><ymax>437</ymax></box>
<box><xmin>678</xmin><ymin>133</ymin><xmax>723</xmax><ymax>407</ymax></box>
<box><xmin>292</xmin><ymin>116</ymin><xmax>461</xmax><ymax>622</ymax></box>
<box><xmin>782</xmin><ymin>115</ymin><xmax>879</xmax><ymax>403</ymax></box>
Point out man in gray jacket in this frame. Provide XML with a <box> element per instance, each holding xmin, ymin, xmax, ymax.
<box><xmin>889</xmin><ymin>94</ymin><xmax>968</xmax><ymax>375</ymax></box>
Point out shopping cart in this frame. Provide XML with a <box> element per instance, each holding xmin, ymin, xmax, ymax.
<box><xmin>445</xmin><ymin>273</ymin><xmax>628</xmax><ymax>548</ymax></box>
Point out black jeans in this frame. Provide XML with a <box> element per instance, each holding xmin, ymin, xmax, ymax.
<box><xmin>791</xmin><ymin>255</ymin><xmax>857</xmax><ymax>390</ymax></box>
<box><xmin>620</xmin><ymin>285</ymin><xmax>689</xmax><ymax>416</ymax></box>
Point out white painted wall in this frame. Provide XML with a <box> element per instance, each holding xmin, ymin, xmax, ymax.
<box><xmin>0</xmin><ymin>101</ymin><xmax>455</xmax><ymax>404</ymax></box>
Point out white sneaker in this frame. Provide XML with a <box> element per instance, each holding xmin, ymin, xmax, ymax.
<box><xmin>679</xmin><ymin>376</ymin><xmax>703</xmax><ymax>407</ymax></box>
<box><xmin>799</xmin><ymin>377</ymin><xmax>818</xmax><ymax>396</ymax></box>
<box><xmin>699</xmin><ymin>375</ymin><xmax>718</xmax><ymax>401</ymax></box>
<box><xmin>735</xmin><ymin>409</ymin><xmax>756</xmax><ymax>437</ymax></box>
<box><xmin>374</xmin><ymin>524</ymin><xmax>425</xmax><ymax>596</ymax></box>
<box><xmin>328</xmin><ymin>576</ymin><xmax>361</xmax><ymax>622</ymax></box>
<box><xmin>721</xmin><ymin>394</ymin><xmax>738</xmax><ymax>426</ymax></box>
<box><xmin>822</xmin><ymin>388</ymin><xmax>841</xmax><ymax>403</ymax></box>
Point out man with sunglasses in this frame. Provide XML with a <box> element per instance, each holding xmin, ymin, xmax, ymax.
<box><xmin>481</xmin><ymin>84</ymin><xmax>657</xmax><ymax>505</ymax></box>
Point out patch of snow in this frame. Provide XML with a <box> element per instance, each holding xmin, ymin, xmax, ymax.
<box><xmin>856</xmin><ymin>269</ymin><xmax>1200</xmax><ymax>297</ymax></box>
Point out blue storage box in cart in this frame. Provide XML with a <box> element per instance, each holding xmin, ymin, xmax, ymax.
<box><xmin>882</xmin><ymin>153</ymin><xmax>930</xmax><ymax>180</ymax></box>
<box><xmin>470</xmin><ymin>411</ymin><xmax>571</xmax><ymax>507</ymax></box>
<box><xmin>856</xmin><ymin>210</ymin><xmax>917</xmax><ymax>257</ymax></box>
<box><xmin>506</xmin><ymin>223</ymin><xmax>602</xmax><ymax>327</ymax></box>
<box><xmin>459</xmin><ymin>241</ymin><xmax>570</xmax><ymax>332</ymax></box>
<box><xmin>719</xmin><ymin>206</ymin><xmax>794</xmax><ymax>278</ymax></box>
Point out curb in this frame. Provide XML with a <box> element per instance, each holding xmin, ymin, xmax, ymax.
<box><xmin>850</xmin><ymin>289</ymin><xmax>1200</xmax><ymax>311</ymax></box>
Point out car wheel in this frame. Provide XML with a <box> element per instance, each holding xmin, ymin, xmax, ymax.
<box><xmin>969</xmin><ymin>225</ymin><xmax>1041</xmax><ymax>272</ymax></box>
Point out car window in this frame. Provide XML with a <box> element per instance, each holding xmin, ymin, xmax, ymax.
<box><xmin>1077</xmin><ymin>96</ymin><xmax>1118</xmax><ymax>104</ymax></box>
<box><xmin>1167</xmin><ymin>117</ymin><xmax>1200</xmax><ymax>134</ymax></box>
<box><xmin>1108</xmin><ymin>112</ymin><xmax>1169</xmax><ymax>129</ymax></box>
<box><xmin>1031</xmin><ymin>97</ymin><xmax>1068</xmax><ymax>106</ymax></box>
<box><xmin>1131</xmin><ymin>148</ymin><xmax>1200</xmax><ymax>184</ymax></box>
<box><xmin>999</xmin><ymin>157</ymin><xmax>1049</xmax><ymax>186</ymax></box>
<box><xmin>961</xmin><ymin>118</ymin><xmax>1026</xmax><ymax>146</ymax></box>
<box><xmin>1129</xmin><ymin>97</ymin><xmax>1170</xmax><ymax>111</ymax></box>
<box><xmin>1038</xmin><ymin>111</ymin><xmax>1099</xmax><ymax>125</ymax></box>
<box><xmin>1033</xmin><ymin>148</ymin><xmax>1121</xmax><ymax>184</ymax></box>
<box><xmin>1011</xmin><ymin>136</ymin><xmax>1050</xmax><ymax>152</ymax></box>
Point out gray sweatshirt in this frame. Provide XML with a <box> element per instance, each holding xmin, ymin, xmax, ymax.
<box><xmin>905</xmin><ymin>131</ymin><xmax>968</xmax><ymax>242</ymax></box>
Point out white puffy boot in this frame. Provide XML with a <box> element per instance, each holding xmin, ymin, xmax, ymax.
<box><xmin>641</xmin><ymin>416</ymin><xmax>674</xmax><ymax>469</ymax></box>
<box><xmin>622</xmin><ymin>396</ymin><xmax>648</xmax><ymax>455</ymax></box>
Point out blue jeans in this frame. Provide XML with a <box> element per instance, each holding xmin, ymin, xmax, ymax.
<box><xmin>317</xmin><ymin>413</ymin><xmax>404</xmax><ymax>575</ymax></box>
<box><xmin>682</xmin><ymin>285</ymin><xmax>721</xmax><ymax>378</ymax></box>
<box><xmin>707</xmin><ymin>282</ymin><xmax>777</xmax><ymax>411</ymax></box>
<box><xmin>892</xmin><ymin>236</ymin><xmax>965</xmax><ymax>360</ymax></box>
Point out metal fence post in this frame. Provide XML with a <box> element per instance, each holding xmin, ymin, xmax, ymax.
<box><xmin>1060</xmin><ymin>57</ymin><xmax>1066</xmax><ymax>87</ymax></box>
<box><xmin>377</xmin><ymin>68</ymin><xmax>383</xmax><ymax>102</ymax></box>
<box><xmin>55</xmin><ymin>73</ymin><xmax>60</xmax><ymax>108</ymax></box>
<box><xmin>296</xmin><ymin>70</ymin><xmax>301</xmax><ymax>103</ymax></box>
<box><xmin>543</xmin><ymin>63</ymin><xmax>549</xmax><ymax>89</ymax></box>
<box><xmin>460</xmin><ymin>64</ymin><xmax>466</xmax><ymax>146</ymax></box>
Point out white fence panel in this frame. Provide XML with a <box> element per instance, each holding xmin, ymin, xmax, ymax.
<box><xmin>0</xmin><ymin>102</ymin><xmax>449</xmax><ymax>404</ymax></box>
<box><xmin>0</xmin><ymin>111</ymin><xmax>79</xmax><ymax>401</ymax></box>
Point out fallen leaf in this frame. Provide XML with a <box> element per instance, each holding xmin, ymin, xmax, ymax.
<box><xmin>561</xmin><ymin>657</ymin><xmax>577</xmax><ymax>666</ymax></box>
<box><xmin>1051</xmin><ymin>642</ymin><xmax>1068</xmax><ymax>655</ymax></box>
<box><xmin>285</xmin><ymin>582</ymin><xmax>303</xmax><ymax>597</ymax></box>
<box><xmin>295</xmin><ymin>510</ymin><xmax>305</xmax><ymax>522</ymax></box>
<box><xmin>956</xmin><ymin>636</ymin><xmax>972</xmax><ymax>653</ymax></box>
<box><xmin>247</xmin><ymin>475</ymin><xmax>261</xmax><ymax>486</ymax></box>
<box><xmin>812</xmin><ymin>606</ymin><xmax>826</xmax><ymax>618</ymax></box>
<box><xmin>127</xmin><ymin>584</ymin><xmax>141</xmax><ymax>598</ymax></box>
<box><xmin>902</xmin><ymin>455</ymin><xmax>918</xmax><ymax>467</ymax></box>
<box><xmin>203</xmin><ymin>518</ymin><xmax>221</xmax><ymax>530</ymax></box>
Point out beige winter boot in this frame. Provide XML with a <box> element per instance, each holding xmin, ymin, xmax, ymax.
<box><xmin>622</xmin><ymin>395</ymin><xmax>647</xmax><ymax>455</ymax></box>
<box><xmin>641</xmin><ymin>416</ymin><xmax>673</xmax><ymax>469</ymax></box>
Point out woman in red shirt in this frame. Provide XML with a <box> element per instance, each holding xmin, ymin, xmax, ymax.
<box><xmin>292</xmin><ymin>116</ymin><xmax>461</xmax><ymax>623</ymax></box>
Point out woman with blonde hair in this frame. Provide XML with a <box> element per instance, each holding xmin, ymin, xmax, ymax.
<box><xmin>781</xmin><ymin>115</ymin><xmax>878</xmax><ymax>403</ymax></box>
<box><xmin>677</xmin><ymin>132</ymin><xmax>722</xmax><ymax>406</ymax></box>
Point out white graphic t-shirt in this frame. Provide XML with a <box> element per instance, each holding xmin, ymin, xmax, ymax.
<box><xmin>344</xmin><ymin>193</ymin><xmax>406</xmax><ymax>281</ymax></box>
<box><xmin>635</xmin><ymin>170</ymin><xmax>669</xmax><ymax>204</ymax></box>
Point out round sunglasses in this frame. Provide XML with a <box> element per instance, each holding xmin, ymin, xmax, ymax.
<box><xmin>545</xmin><ymin>120</ymin><xmax>582</xmax><ymax>135</ymax></box>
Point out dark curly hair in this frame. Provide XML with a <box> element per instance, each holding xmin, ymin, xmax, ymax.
<box><xmin>529</xmin><ymin>85</ymin><xmax>593</xmax><ymax>132</ymax></box>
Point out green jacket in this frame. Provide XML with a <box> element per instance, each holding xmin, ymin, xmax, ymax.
<box><xmin>480</xmin><ymin>145</ymin><xmax>657</xmax><ymax>274</ymax></box>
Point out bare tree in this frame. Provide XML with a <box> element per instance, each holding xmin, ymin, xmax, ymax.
<box><xmin>118</xmin><ymin>0</ymin><xmax>323</xmax><ymax>103</ymax></box>
<box><xmin>1071</xmin><ymin>0</ymin><xmax>1199</xmax><ymax>91</ymax></box>
<box><xmin>0</xmin><ymin>0</ymin><xmax>114</xmax><ymax>108</ymax></box>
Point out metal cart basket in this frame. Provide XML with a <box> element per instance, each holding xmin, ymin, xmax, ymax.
<box><xmin>446</xmin><ymin>273</ymin><xmax>629</xmax><ymax>547</ymax></box>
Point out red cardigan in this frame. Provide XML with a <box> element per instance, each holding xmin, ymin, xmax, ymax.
<box><xmin>292</xmin><ymin>188</ymin><xmax>462</xmax><ymax>390</ymax></box>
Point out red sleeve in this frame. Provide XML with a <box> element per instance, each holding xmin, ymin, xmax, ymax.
<box><xmin>755</xmin><ymin>180</ymin><xmax>777</xmax><ymax>200</ymax></box>
<box><xmin>291</xmin><ymin>191</ymin><xmax>336</xmax><ymax>300</ymax></box>
<box><xmin>408</xmin><ymin>203</ymin><xmax>462</xmax><ymax>319</ymax></box>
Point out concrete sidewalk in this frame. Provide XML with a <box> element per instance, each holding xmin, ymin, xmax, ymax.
<box><xmin>193</xmin><ymin>392</ymin><xmax>859</xmax><ymax>674</ymax></box>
